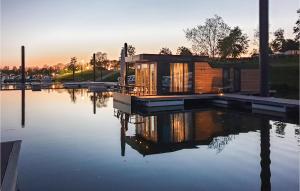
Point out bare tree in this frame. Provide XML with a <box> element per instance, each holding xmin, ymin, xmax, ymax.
<box><xmin>185</xmin><ymin>15</ymin><xmax>230</xmax><ymax>58</ymax></box>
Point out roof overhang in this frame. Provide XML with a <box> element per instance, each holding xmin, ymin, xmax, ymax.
<box><xmin>125</xmin><ymin>54</ymin><xmax>209</xmax><ymax>63</ymax></box>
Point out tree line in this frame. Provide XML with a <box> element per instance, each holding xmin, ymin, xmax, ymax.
<box><xmin>160</xmin><ymin>10</ymin><xmax>300</xmax><ymax>59</ymax></box>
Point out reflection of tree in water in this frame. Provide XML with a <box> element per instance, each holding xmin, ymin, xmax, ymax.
<box><xmin>295</xmin><ymin>125</ymin><xmax>300</xmax><ymax>146</ymax></box>
<box><xmin>66</xmin><ymin>89</ymin><xmax>81</xmax><ymax>103</ymax></box>
<box><xmin>208</xmin><ymin>135</ymin><xmax>235</xmax><ymax>153</ymax></box>
<box><xmin>273</xmin><ymin>121</ymin><xmax>286</xmax><ymax>136</ymax></box>
<box><xmin>90</xmin><ymin>92</ymin><xmax>112</xmax><ymax>108</ymax></box>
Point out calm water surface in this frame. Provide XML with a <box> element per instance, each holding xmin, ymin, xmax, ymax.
<box><xmin>1</xmin><ymin>89</ymin><xmax>299</xmax><ymax>191</ymax></box>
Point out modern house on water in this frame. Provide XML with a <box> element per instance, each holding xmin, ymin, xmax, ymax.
<box><xmin>114</xmin><ymin>50</ymin><xmax>298</xmax><ymax>114</ymax></box>
<box><xmin>125</xmin><ymin>54</ymin><xmax>260</xmax><ymax>95</ymax></box>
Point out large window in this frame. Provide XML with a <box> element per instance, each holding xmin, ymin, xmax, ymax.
<box><xmin>170</xmin><ymin>63</ymin><xmax>191</xmax><ymax>93</ymax></box>
<box><xmin>135</xmin><ymin>63</ymin><xmax>157</xmax><ymax>95</ymax></box>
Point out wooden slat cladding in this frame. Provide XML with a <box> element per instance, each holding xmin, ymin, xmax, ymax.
<box><xmin>194</xmin><ymin>62</ymin><xmax>223</xmax><ymax>93</ymax></box>
<box><xmin>240</xmin><ymin>69</ymin><xmax>260</xmax><ymax>93</ymax></box>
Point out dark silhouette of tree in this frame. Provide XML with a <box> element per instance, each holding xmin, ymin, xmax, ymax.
<box><xmin>90</xmin><ymin>52</ymin><xmax>108</xmax><ymax>80</ymax></box>
<box><xmin>94</xmin><ymin>52</ymin><xmax>108</xmax><ymax>69</ymax></box>
<box><xmin>218</xmin><ymin>27</ymin><xmax>249</xmax><ymax>58</ymax></box>
<box><xmin>270</xmin><ymin>28</ymin><xmax>285</xmax><ymax>53</ymax></box>
<box><xmin>176</xmin><ymin>46</ymin><xmax>193</xmax><ymax>55</ymax></box>
<box><xmin>294</xmin><ymin>9</ymin><xmax>300</xmax><ymax>41</ymax></box>
<box><xmin>159</xmin><ymin>47</ymin><xmax>172</xmax><ymax>55</ymax></box>
<box><xmin>282</xmin><ymin>39</ymin><xmax>299</xmax><ymax>52</ymax></box>
<box><xmin>127</xmin><ymin>45</ymin><xmax>136</xmax><ymax>56</ymax></box>
<box><xmin>68</xmin><ymin>57</ymin><xmax>77</xmax><ymax>81</ymax></box>
<box><xmin>185</xmin><ymin>15</ymin><xmax>230</xmax><ymax>58</ymax></box>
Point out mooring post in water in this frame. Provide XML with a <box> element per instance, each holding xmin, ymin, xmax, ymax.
<box><xmin>21</xmin><ymin>46</ymin><xmax>25</xmax><ymax>84</ymax></box>
<box><xmin>93</xmin><ymin>53</ymin><xmax>96</xmax><ymax>82</ymax></box>
<box><xmin>259</xmin><ymin>0</ymin><xmax>269</xmax><ymax>97</ymax></box>
<box><xmin>124</xmin><ymin>43</ymin><xmax>128</xmax><ymax>86</ymax></box>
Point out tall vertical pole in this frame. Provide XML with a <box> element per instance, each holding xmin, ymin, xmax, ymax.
<box><xmin>93</xmin><ymin>53</ymin><xmax>96</xmax><ymax>82</ymax></box>
<box><xmin>124</xmin><ymin>43</ymin><xmax>128</xmax><ymax>86</ymax></box>
<box><xmin>21</xmin><ymin>46</ymin><xmax>25</xmax><ymax>84</ymax></box>
<box><xmin>259</xmin><ymin>0</ymin><xmax>269</xmax><ymax>97</ymax></box>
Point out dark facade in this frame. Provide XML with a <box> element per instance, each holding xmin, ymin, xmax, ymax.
<box><xmin>126</xmin><ymin>54</ymin><xmax>260</xmax><ymax>95</ymax></box>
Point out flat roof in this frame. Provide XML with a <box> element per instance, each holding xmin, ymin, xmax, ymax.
<box><xmin>125</xmin><ymin>54</ymin><xmax>209</xmax><ymax>63</ymax></box>
<box><xmin>126</xmin><ymin>54</ymin><xmax>259</xmax><ymax>69</ymax></box>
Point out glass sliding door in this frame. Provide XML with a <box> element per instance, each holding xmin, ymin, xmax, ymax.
<box><xmin>170</xmin><ymin>63</ymin><xmax>191</xmax><ymax>93</ymax></box>
<box><xmin>135</xmin><ymin>62</ymin><xmax>157</xmax><ymax>95</ymax></box>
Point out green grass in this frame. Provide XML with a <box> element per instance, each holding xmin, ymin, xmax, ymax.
<box><xmin>55</xmin><ymin>69</ymin><xmax>114</xmax><ymax>82</ymax></box>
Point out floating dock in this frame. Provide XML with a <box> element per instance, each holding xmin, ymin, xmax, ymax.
<box><xmin>113</xmin><ymin>92</ymin><xmax>299</xmax><ymax>115</ymax></box>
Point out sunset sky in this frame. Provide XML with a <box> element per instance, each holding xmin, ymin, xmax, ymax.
<box><xmin>1</xmin><ymin>0</ymin><xmax>299</xmax><ymax>67</ymax></box>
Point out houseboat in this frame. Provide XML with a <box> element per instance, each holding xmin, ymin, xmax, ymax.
<box><xmin>125</xmin><ymin>54</ymin><xmax>260</xmax><ymax>95</ymax></box>
<box><xmin>114</xmin><ymin>53</ymin><xmax>298</xmax><ymax>114</ymax></box>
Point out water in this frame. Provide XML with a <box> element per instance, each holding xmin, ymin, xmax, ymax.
<box><xmin>1</xmin><ymin>89</ymin><xmax>299</xmax><ymax>191</ymax></box>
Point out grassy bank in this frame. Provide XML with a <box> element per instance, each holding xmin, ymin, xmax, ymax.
<box><xmin>55</xmin><ymin>70</ymin><xmax>115</xmax><ymax>82</ymax></box>
<box><xmin>268</xmin><ymin>56</ymin><xmax>299</xmax><ymax>99</ymax></box>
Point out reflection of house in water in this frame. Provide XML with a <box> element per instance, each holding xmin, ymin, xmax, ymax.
<box><xmin>124</xmin><ymin>110</ymin><xmax>263</xmax><ymax>156</ymax></box>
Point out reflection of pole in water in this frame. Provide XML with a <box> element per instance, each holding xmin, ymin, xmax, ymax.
<box><xmin>21</xmin><ymin>87</ymin><xmax>25</xmax><ymax>127</ymax></box>
<box><xmin>260</xmin><ymin>120</ymin><xmax>271</xmax><ymax>191</ymax></box>
<box><xmin>93</xmin><ymin>92</ymin><xmax>96</xmax><ymax>114</ymax></box>
<box><xmin>120</xmin><ymin>112</ymin><xmax>129</xmax><ymax>156</ymax></box>
<box><xmin>121</xmin><ymin>126</ymin><xmax>126</xmax><ymax>157</ymax></box>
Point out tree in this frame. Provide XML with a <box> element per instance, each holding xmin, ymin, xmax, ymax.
<box><xmin>176</xmin><ymin>46</ymin><xmax>193</xmax><ymax>55</ymax></box>
<box><xmin>127</xmin><ymin>45</ymin><xmax>136</xmax><ymax>56</ymax></box>
<box><xmin>185</xmin><ymin>15</ymin><xmax>230</xmax><ymax>58</ymax></box>
<box><xmin>94</xmin><ymin>52</ymin><xmax>108</xmax><ymax>80</ymax></box>
<box><xmin>159</xmin><ymin>47</ymin><xmax>172</xmax><ymax>55</ymax></box>
<box><xmin>270</xmin><ymin>28</ymin><xmax>285</xmax><ymax>52</ymax></box>
<box><xmin>94</xmin><ymin>52</ymin><xmax>108</xmax><ymax>69</ymax></box>
<box><xmin>68</xmin><ymin>57</ymin><xmax>77</xmax><ymax>81</ymax></box>
<box><xmin>217</xmin><ymin>27</ymin><xmax>249</xmax><ymax>58</ymax></box>
<box><xmin>294</xmin><ymin>9</ymin><xmax>300</xmax><ymax>41</ymax></box>
<box><xmin>282</xmin><ymin>39</ymin><xmax>299</xmax><ymax>52</ymax></box>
